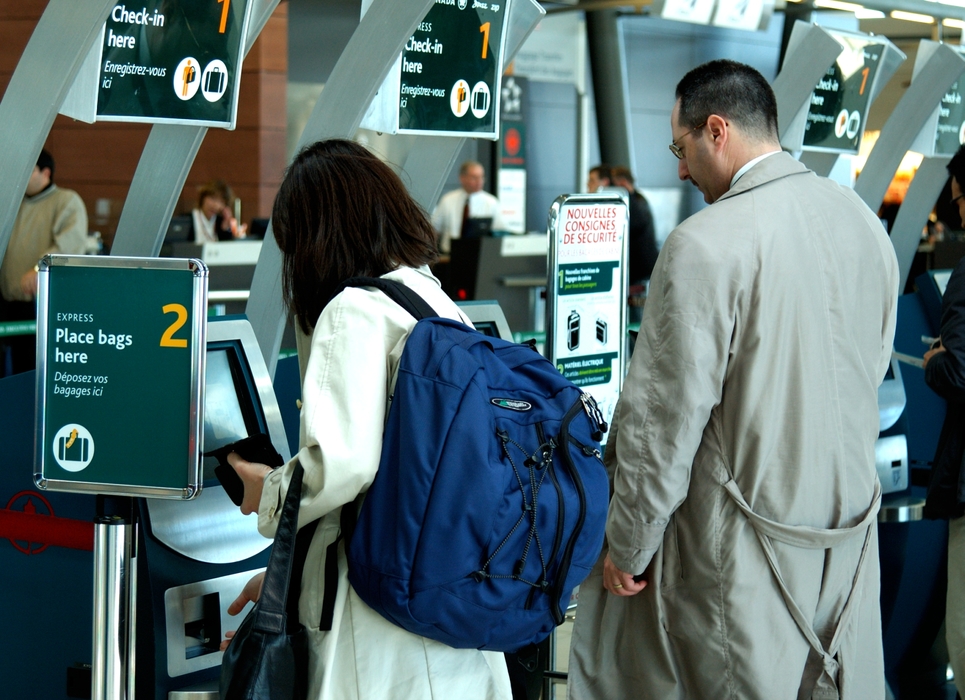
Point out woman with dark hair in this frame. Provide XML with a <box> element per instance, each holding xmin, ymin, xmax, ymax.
<box><xmin>192</xmin><ymin>179</ymin><xmax>246</xmax><ymax>242</ymax></box>
<box><xmin>224</xmin><ymin>140</ymin><xmax>512</xmax><ymax>699</ymax></box>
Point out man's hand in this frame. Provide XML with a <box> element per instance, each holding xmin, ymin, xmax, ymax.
<box><xmin>603</xmin><ymin>553</ymin><xmax>648</xmax><ymax>596</ymax></box>
<box><xmin>924</xmin><ymin>339</ymin><xmax>945</xmax><ymax>369</ymax></box>
<box><xmin>19</xmin><ymin>269</ymin><xmax>38</xmax><ymax>298</ymax></box>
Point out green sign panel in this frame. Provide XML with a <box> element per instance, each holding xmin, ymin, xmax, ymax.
<box><xmin>362</xmin><ymin>0</ymin><xmax>510</xmax><ymax>137</ymax></box>
<box><xmin>558</xmin><ymin>262</ymin><xmax>619</xmax><ymax>295</ymax></box>
<box><xmin>935</xmin><ymin>80</ymin><xmax>965</xmax><ymax>157</ymax></box>
<box><xmin>803</xmin><ymin>37</ymin><xmax>884</xmax><ymax>153</ymax></box>
<box><xmin>64</xmin><ymin>0</ymin><xmax>251</xmax><ymax>127</ymax></box>
<box><xmin>36</xmin><ymin>256</ymin><xmax>207</xmax><ymax>499</ymax></box>
<box><xmin>557</xmin><ymin>353</ymin><xmax>619</xmax><ymax>388</ymax></box>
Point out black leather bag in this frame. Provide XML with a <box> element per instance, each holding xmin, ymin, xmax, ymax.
<box><xmin>221</xmin><ymin>461</ymin><xmax>311</xmax><ymax>700</ymax></box>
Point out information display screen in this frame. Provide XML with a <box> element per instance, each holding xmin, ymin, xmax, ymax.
<box><xmin>201</xmin><ymin>344</ymin><xmax>264</xmax><ymax>483</ymax></box>
<box><xmin>803</xmin><ymin>32</ymin><xmax>884</xmax><ymax>153</ymax></box>
<box><xmin>92</xmin><ymin>0</ymin><xmax>251</xmax><ymax>127</ymax></box>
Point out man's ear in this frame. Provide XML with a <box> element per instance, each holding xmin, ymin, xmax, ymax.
<box><xmin>705</xmin><ymin>114</ymin><xmax>728</xmax><ymax>151</ymax></box>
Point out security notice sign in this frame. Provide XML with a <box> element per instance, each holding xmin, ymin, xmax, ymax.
<box><xmin>360</xmin><ymin>0</ymin><xmax>510</xmax><ymax>138</ymax></box>
<box><xmin>546</xmin><ymin>193</ymin><xmax>628</xmax><ymax>433</ymax></box>
<box><xmin>802</xmin><ymin>31</ymin><xmax>885</xmax><ymax>154</ymax></box>
<box><xmin>35</xmin><ymin>256</ymin><xmax>207</xmax><ymax>499</ymax></box>
<box><xmin>61</xmin><ymin>0</ymin><xmax>252</xmax><ymax>128</ymax></box>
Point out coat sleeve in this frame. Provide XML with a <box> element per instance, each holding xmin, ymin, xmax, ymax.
<box><xmin>49</xmin><ymin>191</ymin><xmax>89</xmax><ymax>256</ymax></box>
<box><xmin>605</xmin><ymin>222</ymin><xmax>740</xmax><ymax>575</ymax></box>
<box><xmin>257</xmin><ymin>289</ymin><xmax>405</xmax><ymax>536</ymax></box>
<box><xmin>926</xmin><ymin>259</ymin><xmax>965</xmax><ymax>404</ymax></box>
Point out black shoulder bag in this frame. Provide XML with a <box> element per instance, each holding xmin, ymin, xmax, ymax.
<box><xmin>220</xmin><ymin>461</ymin><xmax>317</xmax><ymax>700</ymax></box>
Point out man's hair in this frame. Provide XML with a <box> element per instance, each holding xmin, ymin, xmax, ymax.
<box><xmin>589</xmin><ymin>164</ymin><xmax>612</xmax><ymax>181</ymax></box>
<box><xmin>611</xmin><ymin>166</ymin><xmax>635</xmax><ymax>186</ymax></box>
<box><xmin>675</xmin><ymin>60</ymin><xmax>779</xmax><ymax>143</ymax></box>
<box><xmin>36</xmin><ymin>149</ymin><xmax>55</xmax><ymax>181</ymax></box>
<box><xmin>272</xmin><ymin>139</ymin><xmax>438</xmax><ymax>334</ymax></box>
<box><xmin>948</xmin><ymin>145</ymin><xmax>965</xmax><ymax>187</ymax></box>
<box><xmin>197</xmin><ymin>179</ymin><xmax>233</xmax><ymax>209</ymax></box>
<box><xmin>459</xmin><ymin>161</ymin><xmax>483</xmax><ymax>176</ymax></box>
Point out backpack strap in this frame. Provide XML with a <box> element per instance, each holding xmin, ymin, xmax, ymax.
<box><xmin>337</xmin><ymin>276</ymin><xmax>438</xmax><ymax>320</ymax></box>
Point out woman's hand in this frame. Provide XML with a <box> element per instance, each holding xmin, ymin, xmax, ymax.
<box><xmin>220</xmin><ymin>571</ymin><xmax>265</xmax><ymax>651</ymax></box>
<box><xmin>227</xmin><ymin>452</ymin><xmax>272</xmax><ymax>515</ymax></box>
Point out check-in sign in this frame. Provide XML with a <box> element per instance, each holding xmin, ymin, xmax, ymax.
<box><xmin>361</xmin><ymin>0</ymin><xmax>510</xmax><ymax>138</ymax></box>
<box><xmin>61</xmin><ymin>0</ymin><xmax>252</xmax><ymax>128</ymax></box>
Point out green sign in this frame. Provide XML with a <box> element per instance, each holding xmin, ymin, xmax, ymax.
<box><xmin>63</xmin><ymin>0</ymin><xmax>251</xmax><ymax>127</ymax></box>
<box><xmin>557</xmin><ymin>353</ymin><xmax>619</xmax><ymax>388</ymax></box>
<box><xmin>361</xmin><ymin>0</ymin><xmax>510</xmax><ymax>137</ymax></box>
<box><xmin>935</xmin><ymin>80</ymin><xmax>965</xmax><ymax>157</ymax></box>
<box><xmin>36</xmin><ymin>256</ymin><xmax>207</xmax><ymax>499</ymax></box>
<box><xmin>558</xmin><ymin>262</ymin><xmax>619</xmax><ymax>295</ymax></box>
<box><xmin>803</xmin><ymin>36</ymin><xmax>884</xmax><ymax>153</ymax></box>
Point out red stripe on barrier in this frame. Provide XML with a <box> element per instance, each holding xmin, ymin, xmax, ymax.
<box><xmin>0</xmin><ymin>509</ymin><xmax>94</xmax><ymax>552</ymax></box>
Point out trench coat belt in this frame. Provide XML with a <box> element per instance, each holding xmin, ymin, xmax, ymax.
<box><xmin>723</xmin><ymin>478</ymin><xmax>882</xmax><ymax>700</ymax></box>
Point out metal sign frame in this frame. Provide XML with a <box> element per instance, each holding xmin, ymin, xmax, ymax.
<box><xmin>545</xmin><ymin>191</ymin><xmax>628</xmax><ymax>433</ymax></box>
<box><xmin>35</xmin><ymin>255</ymin><xmax>208</xmax><ymax>499</ymax></box>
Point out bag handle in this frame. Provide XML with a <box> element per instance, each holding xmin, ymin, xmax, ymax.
<box><xmin>252</xmin><ymin>461</ymin><xmax>305</xmax><ymax>635</ymax></box>
<box><xmin>336</xmin><ymin>276</ymin><xmax>438</xmax><ymax>320</ymax></box>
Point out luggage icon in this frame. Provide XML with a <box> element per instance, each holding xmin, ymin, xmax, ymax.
<box><xmin>59</xmin><ymin>434</ymin><xmax>89</xmax><ymax>462</ymax></box>
<box><xmin>567</xmin><ymin>310</ymin><xmax>580</xmax><ymax>350</ymax></box>
<box><xmin>204</xmin><ymin>67</ymin><xmax>224</xmax><ymax>94</ymax></box>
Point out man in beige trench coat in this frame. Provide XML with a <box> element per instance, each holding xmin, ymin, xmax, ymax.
<box><xmin>567</xmin><ymin>60</ymin><xmax>898</xmax><ymax>700</ymax></box>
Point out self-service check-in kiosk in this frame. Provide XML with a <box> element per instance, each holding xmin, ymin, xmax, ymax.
<box><xmin>135</xmin><ymin>316</ymin><xmax>290</xmax><ymax>699</ymax></box>
<box><xmin>6</xmin><ymin>252</ymin><xmax>290</xmax><ymax>700</ymax></box>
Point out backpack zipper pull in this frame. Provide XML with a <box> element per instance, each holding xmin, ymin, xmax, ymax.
<box><xmin>580</xmin><ymin>393</ymin><xmax>608</xmax><ymax>441</ymax></box>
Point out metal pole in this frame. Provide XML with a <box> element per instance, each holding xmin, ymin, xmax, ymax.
<box><xmin>91</xmin><ymin>513</ymin><xmax>135</xmax><ymax>700</ymax></box>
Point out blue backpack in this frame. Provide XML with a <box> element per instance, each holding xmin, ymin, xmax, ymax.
<box><xmin>334</xmin><ymin>277</ymin><xmax>609</xmax><ymax>652</ymax></box>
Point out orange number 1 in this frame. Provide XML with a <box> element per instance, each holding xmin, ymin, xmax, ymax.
<box><xmin>480</xmin><ymin>22</ymin><xmax>490</xmax><ymax>60</ymax></box>
<box><xmin>859</xmin><ymin>66</ymin><xmax>870</xmax><ymax>95</ymax></box>
<box><xmin>218</xmin><ymin>0</ymin><xmax>230</xmax><ymax>34</ymax></box>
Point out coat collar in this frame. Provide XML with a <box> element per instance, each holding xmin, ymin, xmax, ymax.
<box><xmin>716</xmin><ymin>151</ymin><xmax>809</xmax><ymax>204</ymax></box>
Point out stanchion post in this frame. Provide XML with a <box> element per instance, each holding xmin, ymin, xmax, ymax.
<box><xmin>91</xmin><ymin>497</ymin><xmax>136</xmax><ymax>700</ymax></box>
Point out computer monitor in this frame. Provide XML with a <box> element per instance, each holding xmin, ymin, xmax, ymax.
<box><xmin>166</xmin><ymin>215</ymin><xmax>193</xmax><ymax>244</ymax></box>
<box><xmin>462</xmin><ymin>217</ymin><xmax>493</xmax><ymax>239</ymax></box>
<box><xmin>457</xmin><ymin>300</ymin><xmax>513</xmax><ymax>341</ymax></box>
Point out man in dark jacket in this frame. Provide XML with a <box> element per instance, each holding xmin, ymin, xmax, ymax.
<box><xmin>924</xmin><ymin>145</ymin><xmax>965</xmax><ymax>698</ymax></box>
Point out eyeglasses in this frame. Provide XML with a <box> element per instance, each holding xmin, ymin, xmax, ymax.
<box><xmin>669</xmin><ymin>122</ymin><xmax>707</xmax><ymax>159</ymax></box>
<box><xmin>953</xmin><ymin>193</ymin><xmax>965</xmax><ymax>205</ymax></box>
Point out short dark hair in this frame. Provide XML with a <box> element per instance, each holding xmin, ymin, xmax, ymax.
<box><xmin>611</xmin><ymin>166</ymin><xmax>634</xmax><ymax>186</ymax></box>
<box><xmin>36</xmin><ymin>149</ymin><xmax>55</xmax><ymax>180</ymax></box>
<box><xmin>948</xmin><ymin>145</ymin><xmax>965</xmax><ymax>188</ymax></box>
<box><xmin>459</xmin><ymin>161</ymin><xmax>483</xmax><ymax>176</ymax></box>
<box><xmin>675</xmin><ymin>60</ymin><xmax>778</xmax><ymax>142</ymax></box>
<box><xmin>272</xmin><ymin>139</ymin><xmax>438</xmax><ymax>334</ymax></box>
<box><xmin>589</xmin><ymin>164</ymin><xmax>612</xmax><ymax>181</ymax></box>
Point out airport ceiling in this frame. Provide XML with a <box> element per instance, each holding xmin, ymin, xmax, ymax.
<box><xmin>540</xmin><ymin>0</ymin><xmax>965</xmax><ymax>34</ymax></box>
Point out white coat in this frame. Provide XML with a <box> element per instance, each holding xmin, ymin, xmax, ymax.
<box><xmin>568</xmin><ymin>153</ymin><xmax>899</xmax><ymax>700</ymax></box>
<box><xmin>257</xmin><ymin>265</ymin><xmax>512</xmax><ymax>700</ymax></box>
